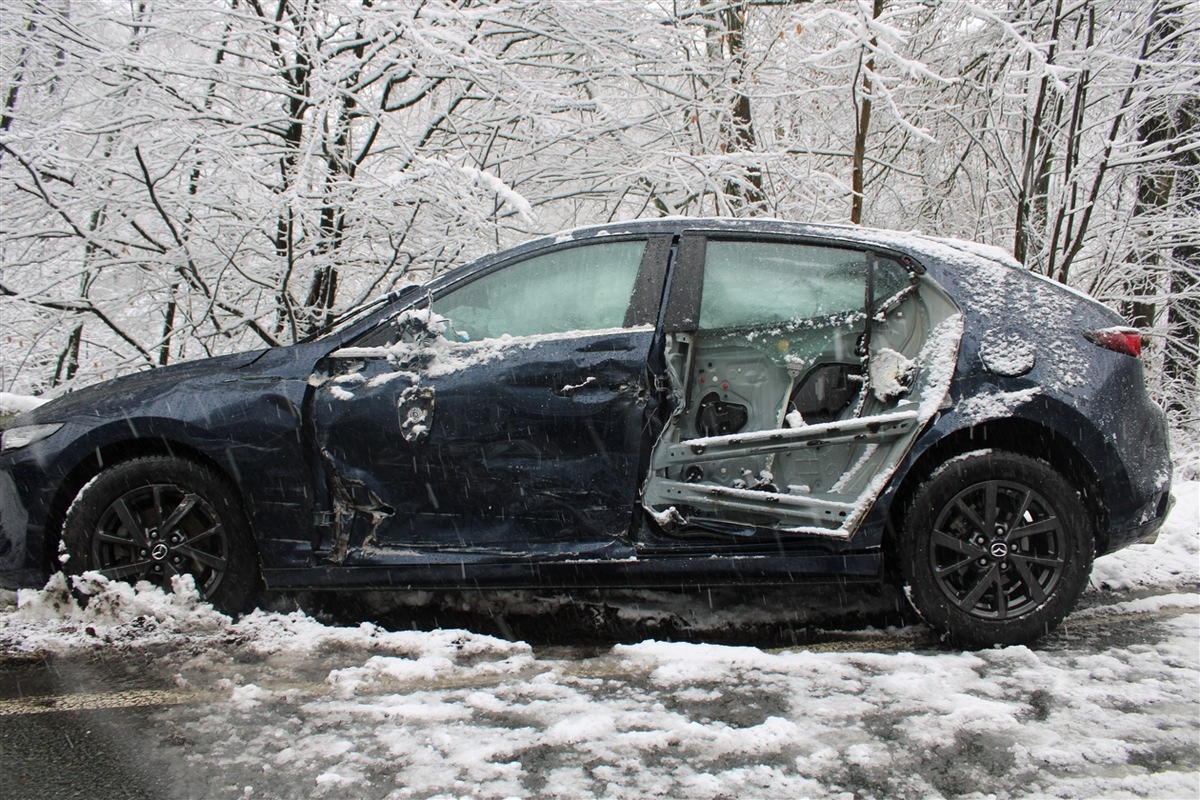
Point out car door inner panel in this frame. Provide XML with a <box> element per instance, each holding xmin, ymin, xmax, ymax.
<box><xmin>641</xmin><ymin>237</ymin><xmax>961</xmax><ymax>543</ymax></box>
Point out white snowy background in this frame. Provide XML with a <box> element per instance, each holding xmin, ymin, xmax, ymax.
<box><xmin>2</xmin><ymin>475</ymin><xmax>1196</xmax><ymax>799</ymax></box>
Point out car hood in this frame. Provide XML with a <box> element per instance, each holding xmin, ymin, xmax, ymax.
<box><xmin>16</xmin><ymin>349</ymin><xmax>271</xmax><ymax>426</ymax></box>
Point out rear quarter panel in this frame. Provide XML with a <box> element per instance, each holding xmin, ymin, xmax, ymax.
<box><xmin>867</xmin><ymin>239</ymin><xmax>1171</xmax><ymax>551</ymax></box>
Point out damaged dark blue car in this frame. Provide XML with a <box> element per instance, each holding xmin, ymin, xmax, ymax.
<box><xmin>0</xmin><ymin>219</ymin><xmax>1173</xmax><ymax>645</ymax></box>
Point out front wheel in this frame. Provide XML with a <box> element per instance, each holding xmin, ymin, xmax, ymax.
<box><xmin>897</xmin><ymin>451</ymin><xmax>1093</xmax><ymax>647</ymax></box>
<box><xmin>62</xmin><ymin>456</ymin><xmax>258</xmax><ymax>614</ymax></box>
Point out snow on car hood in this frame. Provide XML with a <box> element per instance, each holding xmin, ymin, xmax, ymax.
<box><xmin>14</xmin><ymin>349</ymin><xmax>271</xmax><ymax>425</ymax></box>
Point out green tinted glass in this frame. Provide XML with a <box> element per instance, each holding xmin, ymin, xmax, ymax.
<box><xmin>435</xmin><ymin>240</ymin><xmax>646</xmax><ymax>340</ymax></box>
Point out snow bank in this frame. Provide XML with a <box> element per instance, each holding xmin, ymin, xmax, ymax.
<box><xmin>2</xmin><ymin>571</ymin><xmax>530</xmax><ymax>666</ymax></box>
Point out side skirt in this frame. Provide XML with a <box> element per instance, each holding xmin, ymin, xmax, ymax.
<box><xmin>261</xmin><ymin>551</ymin><xmax>882</xmax><ymax>590</ymax></box>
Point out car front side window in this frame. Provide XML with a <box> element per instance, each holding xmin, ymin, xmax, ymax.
<box><xmin>433</xmin><ymin>240</ymin><xmax>648</xmax><ymax>341</ymax></box>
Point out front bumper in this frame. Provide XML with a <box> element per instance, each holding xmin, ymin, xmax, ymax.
<box><xmin>0</xmin><ymin>440</ymin><xmax>64</xmax><ymax>589</ymax></box>
<box><xmin>0</xmin><ymin>468</ymin><xmax>40</xmax><ymax>588</ymax></box>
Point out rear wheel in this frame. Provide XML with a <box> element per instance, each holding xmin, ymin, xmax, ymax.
<box><xmin>897</xmin><ymin>451</ymin><xmax>1093</xmax><ymax>647</ymax></box>
<box><xmin>62</xmin><ymin>456</ymin><xmax>258</xmax><ymax>614</ymax></box>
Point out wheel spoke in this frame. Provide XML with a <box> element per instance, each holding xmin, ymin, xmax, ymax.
<box><xmin>160</xmin><ymin>494</ymin><xmax>199</xmax><ymax>537</ymax></box>
<box><xmin>934</xmin><ymin>555</ymin><xmax>976</xmax><ymax>578</ymax></box>
<box><xmin>932</xmin><ymin>530</ymin><xmax>985</xmax><ymax>558</ymax></box>
<box><xmin>982</xmin><ymin>480</ymin><xmax>999</xmax><ymax>531</ymax></box>
<box><xmin>1009</xmin><ymin>554</ymin><xmax>1048</xmax><ymax>605</ymax></box>
<box><xmin>955</xmin><ymin>562</ymin><xmax>1000</xmax><ymax>613</ymax></box>
<box><xmin>954</xmin><ymin>497</ymin><xmax>987</xmax><ymax>536</ymax></box>
<box><xmin>112</xmin><ymin>498</ymin><xmax>149</xmax><ymax>548</ymax></box>
<box><xmin>173</xmin><ymin>543</ymin><xmax>227</xmax><ymax>572</ymax></box>
<box><xmin>96</xmin><ymin>530</ymin><xmax>136</xmax><ymax>546</ymax></box>
<box><xmin>102</xmin><ymin>559</ymin><xmax>155</xmax><ymax>581</ymax></box>
<box><xmin>1014</xmin><ymin>552</ymin><xmax>1065</xmax><ymax>568</ymax></box>
<box><xmin>1011</xmin><ymin>488</ymin><xmax>1034</xmax><ymax>527</ymax></box>
<box><xmin>1009</xmin><ymin>516</ymin><xmax>1060</xmax><ymax>540</ymax></box>
<box><xmin>184</xmin><ymin>523</ymin><xmax>223</xmax><ymax>548</ymax></box>
<box><xmin>152</xmin><ymin>485</ymin><xmax>167</xmax><ymax>528</ymax></box>
<box><xmin>995</xmin><ymin>576</ymin><xmax>1008</xmax><ymax>619</ymax></box>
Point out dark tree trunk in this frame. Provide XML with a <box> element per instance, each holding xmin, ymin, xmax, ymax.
<box><xmin>1164</xmin><ymin>96</ymin><xmax>1200</xmax><ymax>413</ymax></box>
<box><xmin>851</xmin><ymin>0</ymin><xmax>884</xmax><ymax>225</ymax></box>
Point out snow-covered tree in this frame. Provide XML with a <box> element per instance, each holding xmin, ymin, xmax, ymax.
<box><xmin>1</xmin><ymin>0</ymin><xmax>1196</xmax><ymax>424</ymax></box>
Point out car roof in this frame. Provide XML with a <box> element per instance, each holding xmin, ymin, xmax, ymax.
<box><xmin>411</xmin><ymin>217</ymin><xmax>1037</xmax><ymax>323</ymax></box>
<box><xmin>514</xmin><ymin>217</ymin><xmax>1025</xmax><ymax>273</ymax></box>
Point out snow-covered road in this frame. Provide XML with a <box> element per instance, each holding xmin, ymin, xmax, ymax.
<box><xmin>2</xmin><ymin>481</ymin><xmax>1197</xmax><ymax>800</ymax></box>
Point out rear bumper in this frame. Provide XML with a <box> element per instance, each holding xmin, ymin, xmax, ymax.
<box><xmin>1101</xmin><ymin>488</ymin><xmax>1173</xmax><ymax>553</ymax></box>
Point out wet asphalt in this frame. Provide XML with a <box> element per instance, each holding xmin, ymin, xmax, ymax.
<box><xmin>1</xmin><ymin>653</ymin><xmax>173</xmax><ymax>800</ymax></box>
<box><xmin>0</xmin><ymin>589</ymin><xmax>1193</xmax><ymax>800</ymax></box>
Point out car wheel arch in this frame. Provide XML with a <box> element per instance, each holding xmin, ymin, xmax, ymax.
<box><xmin>59</xmin><ymin>453</ymin><xmax>260</xmax><ymax>612</ymax></box>
<box><xmin>893</xmin><ymin>448</ymin><xmax>1095</xmax><ymax>645</ymax></box>
<box><xmin>46</xmin><ymin>437</ymin><xmax>254</xmax><ymax>572</ymax></box>
<box><xmin>884</xmin><ymin>417</ymin><xmax>1107</xmax><ymax>564</ymax></box>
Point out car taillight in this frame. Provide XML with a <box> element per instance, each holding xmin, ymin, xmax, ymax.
<box><xmin>1084</xmin><ymin>327</ymin><xmax>1143</xmax><ymax>358</ymax></box>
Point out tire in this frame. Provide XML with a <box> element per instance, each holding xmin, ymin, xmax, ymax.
<box><xmin>896</xmin><ymin>450</ymin><xmax>1093</xmax><ymax>647</ymax></box>
<box><xmin>62</xmin><ymin>456</ymin><xmax>258</xmax><ymax>614</ymax></box>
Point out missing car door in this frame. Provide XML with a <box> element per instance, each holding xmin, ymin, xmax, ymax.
<box><xmin>643</xmin><ymin>236</ymin><xmax>960</xmax><ymax>540</ymax></box>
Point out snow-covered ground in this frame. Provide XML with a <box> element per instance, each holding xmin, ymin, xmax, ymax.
<box><xmin>1</xmin><ymin>480</ymin><xmax>1197</xmax><ymax>798</ymax></box>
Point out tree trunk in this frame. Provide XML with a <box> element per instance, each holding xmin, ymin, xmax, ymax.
<box><xmin>709</xmin><ymin>1</ymin><xmax>765</xmax><ymax>213</ymax></box>
<box><xmin>1013</xmin><ymin>0</ymin><xmax>1064</xmax><ymax>266</ymax></box>
<box><xmin>1164</xmin><ymin>95</ymin><xmax>1200</xmax><ymax>414</ymax></box>
<box><xmin>851</xmin><ymin>0</ymin><xmax>885</xmax><ymax>225</ymax></box>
